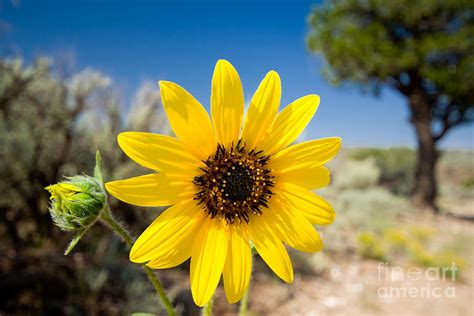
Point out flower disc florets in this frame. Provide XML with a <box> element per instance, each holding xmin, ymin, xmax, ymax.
<box><xmin>193</xmin><ymin>141</ymin><xmax>274</xmax><ymax>224</ymax></box>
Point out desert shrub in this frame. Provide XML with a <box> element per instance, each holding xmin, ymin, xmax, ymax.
<box><xmin>356</xmin><ymin>226</ymin><xmax>467</xmax><ymax>279</ymax></box>
<box><xmin>357</xmin><ymin>232</ymin><xmax>386</xmax><ymax>261</ymax></box>
<box><xmin>331</xmin><ymin>158</ymin><xmax>380</xmax><ymax>190</ymax></box>
<box><xmin>383</xmin><ymin>228</ymin><xmax>410</xmax><ymax>253</ymax></box>
<box><xmin>437</xmin><ymin>151</ymin><xmax>474</xmax><ymax>201</ymax></box>
<box><xmin>327</xmin><ymin>187</ymin><xmax>408</xmax><ymax>232</ymax></box>
<box><xmin>0</xmin><ymin>58</ymin><xmax>168</xmax><ymax>314</ymax></box>
<box><xmin>439</xmin><ymin>151</ymin><xmax>474</xmax><ymax>183</ymax></box>
<box><xmin>327</xmin><ymin>156</ymin><xmax>407</xmax><ymax>231</ymax></box>
<box><xmin>319</xmin><ymin>156</ymin><xmax>409</xmax><ymax>253</ymax></box>
<box><xmin>462</xmin><ymin>177</ymin><xmax>474</xmax><ymax>190</ymax></box>
<box><xmin>320</xmin><ymin>185</ymin><xmax>409</xmax><ymax>254</ymax></box>
<box><xmin>350</xmin><ymin>147</ymin><xmax>416</xmax><ymax>196</ymax></box>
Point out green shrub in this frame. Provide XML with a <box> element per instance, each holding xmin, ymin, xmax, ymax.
<box><xmin>408</xmin><ymin>243</ymin><xmax>435</xmax><ymax>267</ymax></box>
<box><xmin>357</xmin><ymin>226</ymin><xmax>468</xmax><ymax>279</ymax></box>
<box><xmin>350</xmin><ymin>147</ymin><xmax>416</xmax><ymax>196</ymax></box>
<box><xmin>320</xmin><ymin>183</ymin><xmax>408</xmax><ymax>253</ymax></box>
<box><xmin>383</xmin><ymin>228</ymin><xmax>410</xmax><ymax>253</ymax></box>
<box><xmin>357</xmin><ymin>232</ymin><xmax>386</xmax><ymax>261</ymax></box>
<box><xmin>330</xmin><ymin>187</ymin><xmax>407</xmax><ymax>232</ymax></box>
<box><xmin>332</xmin><ymin>158</ymin><xmax>380</xmax><ymax>190</ymax></box>
<box><xmin>462</xmin><ymin>177</ymin><xmax>474</xmax><ymax>189</ymax></box>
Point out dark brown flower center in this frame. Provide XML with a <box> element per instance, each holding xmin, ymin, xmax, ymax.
<box><xmin>193</xmin><ymin>141</ymin><xmax>274</xmax><ymax>224</ymax></box>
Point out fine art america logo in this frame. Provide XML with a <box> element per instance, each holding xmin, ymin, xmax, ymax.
<box><xmin>377</xmin><ymin>262</ymin><xmax>458</xmax><ymax>299</ymax></box>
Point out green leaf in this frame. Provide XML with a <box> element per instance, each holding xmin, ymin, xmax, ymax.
<box><xmin>64</xmin><ymin>228</ymin><xmax>88</xmax><ymax>255</ymax></box>
<box><xmin>94</xmin><ymin>150</ymin><xmax>104</xmax><ymax>184</ymax></box>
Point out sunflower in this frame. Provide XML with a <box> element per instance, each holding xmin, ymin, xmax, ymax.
<box><xmin>105</xmin><ymin>60</ymin><xmax>341</xmax><ymax>306</ymax></box>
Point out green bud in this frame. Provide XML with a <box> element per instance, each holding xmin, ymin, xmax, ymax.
<box><xmin>45</xmin><ymin>175</ymin><xmax>106</xmax><ymax>231</ymax></box>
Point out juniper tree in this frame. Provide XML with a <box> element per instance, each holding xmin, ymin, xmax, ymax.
<box><xmin>308</xmin><ymin>0</ymin><xmax>474</xmax><ymax>211</ymax></box>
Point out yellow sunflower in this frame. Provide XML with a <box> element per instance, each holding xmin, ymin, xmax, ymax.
<box><xmin>105</xmin><ymin>60</ymin><xmax>341</xmax><ymax>306</ymax></box>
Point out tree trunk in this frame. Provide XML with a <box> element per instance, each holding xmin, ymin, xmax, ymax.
<box><xmin>409</xmin><ymin>93</ymin><xmax>439</xmax><ymax>212</ymax></box>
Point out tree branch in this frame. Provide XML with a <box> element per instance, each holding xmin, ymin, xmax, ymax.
<box><xmin>434</xmin><ymin>108</ymin><xmax>466</xmax><ymax>141</ymax></box>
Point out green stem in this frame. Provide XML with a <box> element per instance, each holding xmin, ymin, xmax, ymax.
<box><xmin>238</xmin><ymin>286</ymin><xmax>250</xmax><ymax>316</ymax></box>
<box><xmin>100</xmin><ymin>206</ymin><xmax>133</xmax><ymax>246</ymax></box>
<box><xmin>143</xmin><ymin>266</ymin><xmax>175</xmax><ymax>316</ymax></box>
<box><xmin>100</xmin><ymin>205</ymin><xmax>176</xmax><ymax>316</ymax></box>
<box><xmin>202</xmin><ymin>295</ymin><xmax>213</xmax><ymax>316</ymax></box>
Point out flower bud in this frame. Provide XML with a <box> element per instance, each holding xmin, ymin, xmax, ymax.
<box><xmin>45</xmin><ymin>175</ymin><xmax>106</xmax><ymax>231</ymax></box>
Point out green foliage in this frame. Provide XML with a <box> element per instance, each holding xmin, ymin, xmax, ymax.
<box><xmin>437</xmin><ymin>150</ymin><xmax>474</xmax><ymax>201</ymax></box>
<box><xmin>462</xmin><ymin>177</ymin><xmax>474</xmax><ymax>189</ymax></box>
<box><xmin>332</xmin><ymin>157</ymin><xmax>380</xmax><ymax>190</ymax></box>
<box><xmin>357</xmin><ymin>231</ymin><xmax>387</xmax><ymax>261</ymax></box>
<box><xmin>357</xmin><ymin>225</ymin><xmax>467</xmax><ymax>278</ymax></box>
<box><xmin>333</xmin><ymin>187</ymin><xmax>407</xmax><ymax>233</ymax></box>
<box><xmin>308</xmin><ymin>0</ymin><xmax>474</xmax><ymax>146</ymax></box>
<box><xmin>308</xmin><ymin>0</ymin><xmax>473</xmax><ymax>94</ymax></box>
<box><xmin>350</xmin><ymin>147</ymin><xmax>416</xmax><ymax>195</ymax></box>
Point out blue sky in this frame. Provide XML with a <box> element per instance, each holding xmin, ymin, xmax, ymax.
<box><xmin>2</xmin><ymin>0</ymin><xmax>472</xmax><ymax>149</ymax></box>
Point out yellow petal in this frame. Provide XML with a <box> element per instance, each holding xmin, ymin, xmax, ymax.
<box><xmin>159</xmin><ymin>81</ymin><xmax>217</xmax><ymax>160</ymax></box>
<box><xmin>211</xmin><ymin>59</ymin><xmax>244</xmax><ymax>147</ymax></box>
<box><xmin>258</xmin><ymin>95</ymin><xmax>320</xmax><ymax>155</ymax></box>
<box><xmin>267</xmin><ymin>199</ymin><xmax>323</xmax><ymax>252</ymax></box>
<box><xmin>276</xmin><ymin>183</ymin><xmax>335</xmax><ymax>225</ymax></box>
<box><xmin>241</xmin><ymin>71</ymin><xmax>281</xmax><ymax>149</ymax></box>
<box><xmin>146</xmin><ymin>245</ymin><xmax>192</xmax><ymax>269</ymax></box>
<box><xmin>118</xmin><ymin>132</ymin><xmax>202</xmax><ymax>174</ymax></box>
<box><xmin>269</xmin><ymin>137</ymin><xmax>341</xmax><ymax>173</ymax></box>
<box><xmin>190</xmin><ymin>217</ymin><xmax>228</xmax><ymax>307</ymax></box>
<box><xmin>105</xmin><ymin>173</ymin><xmax>195</xmax><ymax>207</ymax></box>
<box><xmin>274</xmin><ymin>166</ymin><xmax>330</xmax><ymax>190</ymax></box>
<box><xmin>248</xmin><ymin>213</ymin><xmax>293</xmax><ymax>283</ymax></box>
<box><xmin>130</xmin><ymin>200</ymin><xmax>204</xmax><ymax>264</ymax></box>
<box><xmin>223</xmin><ymin>223</ymin><xmax>252</xmax><ymax>304</ymax></box>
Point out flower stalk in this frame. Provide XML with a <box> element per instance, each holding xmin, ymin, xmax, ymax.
<box><xmin>238</xmin><ymin>286</ymin><xmax>250</xmax><ymax>316</ymax></box>
<box><xmin>100</xmin><ymin>205</ymin><xmax>176</xmax><ymax>316</ymax></box>
<box><xmin>202</xmin><ymin>295</ymin><xmax>213</xmax><ymax>316</ymax></box>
